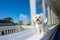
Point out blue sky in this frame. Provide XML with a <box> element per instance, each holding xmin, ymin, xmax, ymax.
<box><xmin>0</xmin><ymin>0</ymin><xmax>31</xmax><ymax>22</ymax></box>
<box><xmin>0</xmin><ymin>0</ymin><xmax>48</xmax><ymax>22</ymax></box>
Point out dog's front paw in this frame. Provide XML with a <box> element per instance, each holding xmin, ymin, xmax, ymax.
<box><xmin>37</xmin><ymin>30</ymin><xmax>41</xmax><ymax>34</ymax></box>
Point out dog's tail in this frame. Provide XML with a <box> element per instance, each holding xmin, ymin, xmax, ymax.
<box><xmin>44</xmin><ymin>18</ymin><xmax>48</xmax><ymax>24</ymax></box>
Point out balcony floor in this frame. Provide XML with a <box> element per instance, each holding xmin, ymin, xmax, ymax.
<box><xmin>0</xmin><ymin>24</ymin><xmax>58</xmax><ymax>40</ymax></box>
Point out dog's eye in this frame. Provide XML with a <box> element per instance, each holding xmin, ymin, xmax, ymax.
<box><xmin>39</xmin><ymin>17</ymin><xmax>41</xmax><ymax>18</ymax></box>
<box><xmin>35</xmin><ymin>17</ymin><xmax>37</xmax><ymax>18</ymax></box>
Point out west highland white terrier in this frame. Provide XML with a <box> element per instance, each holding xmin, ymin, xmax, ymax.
<box><xmin>33</xmin><ymin>13</ymin><xmax>48</xmax><ymax>35</ymax></box>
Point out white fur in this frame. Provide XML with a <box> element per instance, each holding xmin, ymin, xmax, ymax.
<box><xmin>33</xmin><ymin>13</ymin><xmax>48</xmax><ymax>35</ymax></box>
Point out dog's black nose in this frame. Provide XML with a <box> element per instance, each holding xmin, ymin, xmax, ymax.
<box><xmin>37</xmin><ymin>19</ymin><xmax>39</xmax><ymax>21</ymax></box>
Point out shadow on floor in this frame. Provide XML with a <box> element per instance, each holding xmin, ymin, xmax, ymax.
<box><xmin>54</xmin><ymin>28</ymin><xmax>60</xmax><ymax>40</ymax></box>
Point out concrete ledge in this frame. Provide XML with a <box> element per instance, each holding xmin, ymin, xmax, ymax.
<box><xmin>26</xmin><ymin>24</ymin><xmax>58</xmax><ymax>40</ymax></box>
<box><xmin>0</xmin><ymin>24</ymin><xmax>58</xmax><ymax>40</ymax></box>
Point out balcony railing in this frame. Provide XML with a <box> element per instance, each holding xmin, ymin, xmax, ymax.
<box><xmin>0</xmin><ymin>24</ymin><xmax>58</xmax><ymax>40</ymax></box>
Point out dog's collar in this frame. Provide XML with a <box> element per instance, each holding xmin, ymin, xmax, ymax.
<box><xmin>38</xmin><ymin>21</ymin><xmax>42</xmax><ymax>24</ymax></box>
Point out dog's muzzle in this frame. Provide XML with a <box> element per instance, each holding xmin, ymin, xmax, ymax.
<box><xmin>36</xmin><ymin>20</ymin><xmax>42</xmax><ymax>24</ymax></box>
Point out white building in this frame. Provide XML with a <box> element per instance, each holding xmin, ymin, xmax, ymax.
<box><xmin>0</xmin><ymin>20</ymin><xmax>13</xmax><ymax>26</ymax></box>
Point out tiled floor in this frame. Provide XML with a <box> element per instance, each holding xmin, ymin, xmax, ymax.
<box><xmin>54</xmin><ymin>29</ymin><xmax>60</xmax><ymax>40</ymax></box>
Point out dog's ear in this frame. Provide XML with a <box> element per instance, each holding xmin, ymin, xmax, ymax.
<box><xmin>40</xmin><ymin>13</ymin><xmax>43</xmax><ymax>16</ymax></box>
<box><xmin>40</xmin><ymin>13</ymin><xmax>44</xmax><ymax>18</ymax></box>
<box><xmin>34</xmin><ymin>13</ymin><xmax>36</xmax><ymax>16</ymax></box>
<box><xmin>33</xmin><ymin>13</ymin><xmax>36</xmax><ymax>17</ymax></box>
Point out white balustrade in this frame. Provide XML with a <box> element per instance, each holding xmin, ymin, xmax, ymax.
<box><xmin>7</xmin><ymin>30</ymin><xmax>8</xmax><ymax>35</ymax></box>
<box><xmin>4</xmin><ymin>30</ymin><xmax>5</xmax><ymax>35</ymax></box>
<box><xmin>0</xmin><ymin>24</ymin><xmax>58</xmax><ymax>40</ymax></box>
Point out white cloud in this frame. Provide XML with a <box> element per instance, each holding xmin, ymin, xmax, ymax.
<box><xmin>19</xmin><ymin>13</ymin><xmax>28</xmax><ymax>22</ymax></box>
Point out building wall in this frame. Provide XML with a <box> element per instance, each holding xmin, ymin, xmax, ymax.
<box><xmin>45</xmin><ymin>0</ymin><xmax>59</xmax><ymax>25</ymax></box>
<box><xmin>57</xmin><ymin>13</ymin><xmax>60</xmax><ymax>28</ymax></box>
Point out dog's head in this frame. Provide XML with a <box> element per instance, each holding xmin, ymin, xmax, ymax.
<box><xmin>33</xmin><ymin>13</ymin><xmax>44</xmax><ymax>24</ymax></box>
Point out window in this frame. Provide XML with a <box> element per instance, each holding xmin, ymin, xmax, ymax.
<box><xmin>45</xmin><ymin>3</ymin><xmax>48</xmax><ymax>25</ymax></box>
<box><xmin>36</xmin><ymin>0</ymin><xmax>43</xmax><ymax>14</ymax></box>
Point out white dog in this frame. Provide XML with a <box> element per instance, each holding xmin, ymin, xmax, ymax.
<box><xmin>33</xmin><ymin>13</ymin><xmax>48</xmax><ymax>34</ymax></box>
